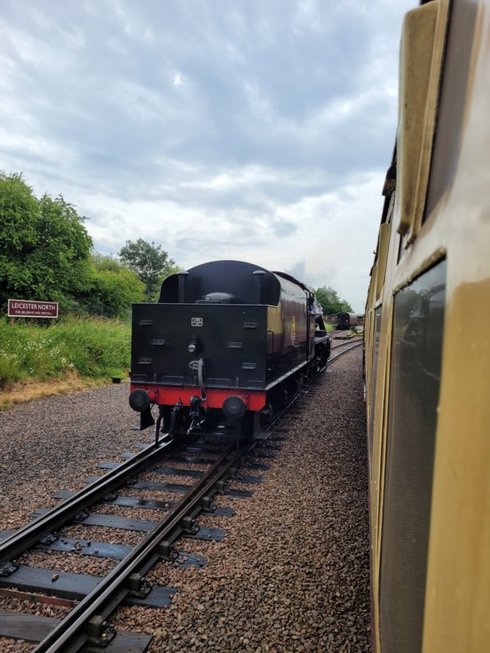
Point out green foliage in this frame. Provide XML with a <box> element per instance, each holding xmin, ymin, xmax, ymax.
<box><xmin>79</xmin><ymin>253</ymin><xmax>145</xmax><ymax>319</ymax></box>
<box><xmin>397</xmin><ymin>289</ymin><xmax>420</xmax><ymax>323</ymax></box>
<box><xmin>0</xmin><ymin>172</ymin><xmax>92</xmax><ymax>312</ymax></box>
<box><xmin>0</xmin><ymin>172</ymin><xmax>41</xmax><ymax>301</ymax></box>
<box><xmin>91</xmin><ymin>253</ymin><xmax>124</xmax><ymax>273</ymax></box>
<box><xmin>51</xmin><ymin>317</ymin><xmax>130</xmax><ymax>377</ymax></box>
<box><xmin>0</xmin><ymin>171</ymin><xmax>181</xmax><ymax>320</ymax></box>
<box><xmin>119</xmin><ymin>238</ymin><xmax>177</xmax><ymax>301</ymax></box>
<box><xmin>315</xmin><ymin>286</ymin><xmax>353</xmax><ymax>315</ymax></box>
<box><xmin>0</xmin><ymin>316</ymin><xmax>130</xmax><ymax>389</ymax></box>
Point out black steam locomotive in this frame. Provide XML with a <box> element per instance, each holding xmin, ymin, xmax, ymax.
<box><xmin>129</xmin><ymin>260</ymin><xmax>330</xmax><ymax>439</ymax></box>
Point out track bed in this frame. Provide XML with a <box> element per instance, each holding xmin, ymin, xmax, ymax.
<box><xmin>0</xmin><ymin>347</ymin><xmax>370</xmax><ymax>651</ymax></box>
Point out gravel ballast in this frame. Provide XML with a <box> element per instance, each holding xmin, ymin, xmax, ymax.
<box><xmin>0</xmin><ymin>385</ymin><xmax>148</xmax><ymax>529</ymax></box>
<box><xmin>0</xmin><ymin>349</ymin><xmax>371</xmax><ymax>651</ymax></box>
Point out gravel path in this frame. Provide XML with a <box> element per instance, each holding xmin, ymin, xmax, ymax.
<box><xmin>0</xmin><ymin>349</ymin><xmax>371</xmax><ymax>652</ymax></box>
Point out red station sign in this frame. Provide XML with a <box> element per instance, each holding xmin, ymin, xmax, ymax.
<box><xmin>8</xmin><ymin>299</ymin><xmax>59</xmax><ymax>319</ymax></box>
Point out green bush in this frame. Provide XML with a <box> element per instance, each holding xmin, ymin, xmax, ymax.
<box><xmin>0</xmin><ymin>317</ymin><xmax>130</xmax><ymax>389</ymax></box>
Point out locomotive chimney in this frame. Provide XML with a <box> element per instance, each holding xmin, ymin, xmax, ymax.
<box><xmin>253</xmin><ymin>270</ymin><xmax>266</xmax><ymax>304</ymax></box>
<box><xmin>178</xmin><ymin>272</ymin><xmax>189</xmax><ymax>303</ymax></box>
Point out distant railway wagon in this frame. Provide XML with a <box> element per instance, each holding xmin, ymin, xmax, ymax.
<box><xmin>364</xmin><ymin>2</ymin><xmax>490</xmax><ymax>652</ymax></box>
<box><xmin>336</xmin><ymin>312</ymin><xmax>364</xmax><ymax>330</ymax></box>
<box><xmin>323</xmin><ymin>314</ymin><xmax>338</xmax><ymax>325</ymax></box>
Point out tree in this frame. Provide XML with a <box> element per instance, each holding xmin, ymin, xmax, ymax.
<box><xmin>34</xmin><ymin>194</ymin><xmax>92</xmax><ymax>297</ymax></box>
<box><xmin>315</xmin><ymin>286</ymin><xmax>353</xmax><ymax>315</ymax></box>
<box><xmin>119</xmin><ymin>239</ymin><xmax>178</xmax><ymax>301</ymax></box>
<box><xmin>0</xmin><ymin>173</ymin><xmax>92</xmax><ymax>311</ymax></box>
<box><xmin>79</xmin><ymin>254</ymin><xmax>145</xmax><ymax>319</ymax></box>
<box><xmin>0</xmin><ymin>172</ymin><xmax>39</xmax><ymax>304</ymax></box>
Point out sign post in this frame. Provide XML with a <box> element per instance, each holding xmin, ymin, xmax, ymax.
<box><xmin>7</xmin><ymin>299</ymin><xmax>59</xmax><ymax>319</ymax></box>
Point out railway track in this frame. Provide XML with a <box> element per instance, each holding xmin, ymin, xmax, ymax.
<box><xmin>330</xmin><ymin>338</ymin><xmax>363</xmax><ymax>363</ymax></box>
<box><xmin>0</xmin><ymin>433</ymin><xmax>266</xmax><ymax>652</ymax></box>
<box><xmin>0</xmin><ymin>349</ymin><xmax>357</xmax><ymax>651</ymax></box>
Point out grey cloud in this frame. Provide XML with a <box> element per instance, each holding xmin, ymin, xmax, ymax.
<box><xmin>1</xmin><ymin>0</ymin><xmax>404</xmax><ymax>184</ymax></box>
<box><xmin>0</xmin><ymin>0</ymin><xmax>414</xmax><ymax>310</ymax></box>
<box><xmin>284</xmin><ymin>259</ymin><xmax>306</xmax><ymax>282</ymax></box>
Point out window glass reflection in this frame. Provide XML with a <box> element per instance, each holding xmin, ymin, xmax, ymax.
<box><xmin>380</xmin><ymin>259</ymin><xmax>446</xmax><ymax>653</ymax></box>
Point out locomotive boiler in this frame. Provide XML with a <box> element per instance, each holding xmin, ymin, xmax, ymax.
<box><xmin>129</xmin><ymin>260</ymin><xmax>330</xmax><ymax>439</ymax></box>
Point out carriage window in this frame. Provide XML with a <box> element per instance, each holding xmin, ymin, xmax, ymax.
<box><xmin>376</xmin><ymin>223</ymin><xmax>391</xmax><ymax>300</ymax></box>
<box><xmin>380</xmin><ymin>259</ymin><xmax>446</xmax><ymax>653</ymax></box>
<box><xmin>424</xmin><ymin>1</ymin><xmax>478</xmax><ymax>221</ymax></box>
<box><xmin>368</xmin><ymin>305</ymin><xmax>382</xmax><ymax>462</ymax></box>
<box><xmin>397</xmin><ymin>1</ymin><xmax>449</xmax><ymax>241</ymax></box>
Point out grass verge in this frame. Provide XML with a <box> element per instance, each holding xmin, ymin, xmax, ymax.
<box><xmin>0</xmin><ymin>316</ymin><xmax>130</xmax><ymax>409</ymax></box>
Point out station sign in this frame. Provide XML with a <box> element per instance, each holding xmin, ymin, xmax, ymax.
<box><xmin>8</xmin><ymin>299</ymin><xmax>59</xmax><ymax>319</ymax></box>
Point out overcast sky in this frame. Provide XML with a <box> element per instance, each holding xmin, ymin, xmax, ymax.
<box><xmin>0</xmin><ymin>0</ymin><xmax>415</xmax><ymax>311</ymax></box>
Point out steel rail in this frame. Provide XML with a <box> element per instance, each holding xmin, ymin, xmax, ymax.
<box><xmin>0</xmin><ymin>438</ymin><xmax>175</xmax><ymax>566</ymax></box>
<box><xmin>329</xmin><ymin>340</ymin><xmax>363</xmax><ymax>363</ymax></box>
<box><xmin>32</xmin><ymin>441</ymin><xmax>252</xmax><ymax>653</ymax></box>
<box><xmin>331</xmin><ymin>337</ymin><xmax>362</xmax><ymax>350</ymax></box>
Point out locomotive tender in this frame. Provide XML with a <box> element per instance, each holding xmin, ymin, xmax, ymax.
<box><xmin>365</xmin><ymin>1</ymin><xmax>490</xmax><ymax>651</ymax></box>
<box><xmin>129</xmin><ymin>260</ymin><xmax>330</xmax><ymax>438</ymax></box>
